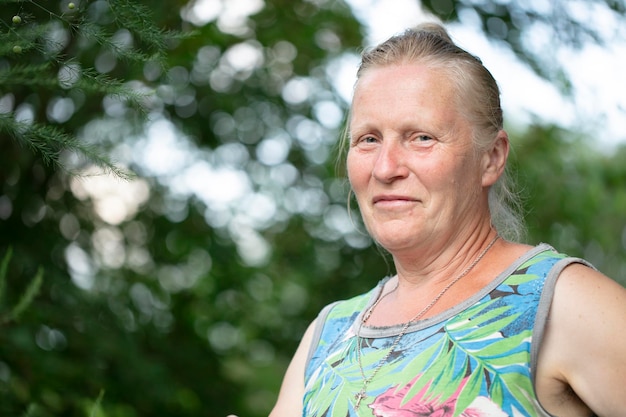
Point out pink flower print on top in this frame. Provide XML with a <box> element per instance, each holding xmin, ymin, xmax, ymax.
<box><xmin>369</xmin><ymin>376</ymin><xmax>507</xmax><ymax>417</ymax></box>
<box><xmin>369</xmin><ymin>381</ymin><xmax>454</xmax><ymax>417</ymax></box>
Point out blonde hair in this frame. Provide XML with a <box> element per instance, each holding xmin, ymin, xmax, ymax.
<box><xmin>341</xmin><ymin>22</ymin><xmax>524</xmax><ymax>241</ymax></box>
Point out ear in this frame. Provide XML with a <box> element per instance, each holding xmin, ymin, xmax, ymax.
<box><xmin>481</xmin><ymin>130</ymin><xmax>509</xmax><ymax>187</ymax></box>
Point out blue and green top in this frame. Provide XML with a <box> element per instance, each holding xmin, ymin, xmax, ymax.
<box><xmin>303</xmin><ymin>244</ymin><xmax>591</xmax><ymax>417</ymax></box>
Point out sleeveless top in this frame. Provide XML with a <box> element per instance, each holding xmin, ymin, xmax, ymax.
<box><xmin>303</xmin><ymin>244</ymin><xmax>593</xmax><ymax>417</ymax></box>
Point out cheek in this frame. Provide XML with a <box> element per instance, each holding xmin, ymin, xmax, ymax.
<box><xmin>346</xmin><ymin>151</ymin><xmax>367</xmax><ymax>189</ymax></box>
<box><xmin>451</xmin><ymin>157</ymin><xmax>484</xmax><ymax>198</ymax></box>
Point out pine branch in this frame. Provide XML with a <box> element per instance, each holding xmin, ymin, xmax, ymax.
<box><xmin>0</xmin><ymin>62</ymin><xmax>59</xmax><ymax>87</ymax></box>
<box><xmin>0</xmin><ymin>247</ymin><xmax>11</xmax><ymax>303</ymax></box>
<box><xmin>1</xmin><ymin>0</ymin><xmax>190</xmax><ymax>178</ymax></box>
<box><xmin>0</xmin><ymin>114</ymin><xmax>134</xmax><ymax>179</ymax></box>
<box><xmin>0</xmin><ymin>17</ymin><xmax>48</xmax><ymax>56</ymax></box>
<box><xmin>108</xmin><ymin>0</ymin><xmax>185</xmax><ymax>50</ymax></box>
<box><xmin>73</xmin><ymin>67</ymin><xmax>152</xmax><ymax>114</ymax></box>
<box><xmin>0</xmin><ymin>61</ymin><xmax>151</xmax><ymax>114</ymax></box>
<box><xmin>0</xmin><ymin>247</ymin><xmax>44</xmax><ymax>325</ymax></box>
<box><xmin>5</xmin><ymin>267</ymin><xmax>43</xmax><ymax>323</ymax></box>
<box><xmin>89</xmin><ymin>390</ymin><xmax>106</xmax><ymax>417</ymax></box>
<box><xmin>77</xmin><ymin>19</ymin><xmax>159</xmax><ymax>64</ymax></box>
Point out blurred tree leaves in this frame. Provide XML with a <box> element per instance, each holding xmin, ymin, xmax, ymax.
<box><xmin>510</xmin><ymin>125</ymin><xmax>626</xmax><ymax>281</ymax></box>
<box><xmin>422</xmin><ymin>0</ymin><xmax>626</xmax><ymax>93</ymax></box>
<box><xmin>0</xmin><ymin>0</ymin><xmax>625</xmax><ymax>416</ymax></box>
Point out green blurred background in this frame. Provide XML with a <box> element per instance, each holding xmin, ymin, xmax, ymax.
<box><xmin>1</xmin><ymin>0</ymin><xmax>625</xmax><ymax>416</ymax></box>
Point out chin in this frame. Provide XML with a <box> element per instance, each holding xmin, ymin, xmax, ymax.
<box><xmin>369</xmin><ymin>224</ymin><xmax>423</xmax><ymax>248</ymax></box>
<box><xmin>373</xmin><ymin>235</ymin><xmax>420</xmax><ymax>254</ymax></box>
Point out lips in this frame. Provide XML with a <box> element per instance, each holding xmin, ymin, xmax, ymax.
<box><xmin>372</xmin><ymin>194</ymin><xmax>417</xmax><ymax>205</ymax></box>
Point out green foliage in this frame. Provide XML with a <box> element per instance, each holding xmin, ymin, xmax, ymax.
<box><xmin>0</xmin><ymin>1</ymin><xmax>365</xmax><ymax>416</ymax></box>
<box><xmin>510</xmin><ymin>125</ymin><xmax>626</xmax><ymax>284</ymax></box>
<box><xmin>0</xmin><ymin>248</ymin><xmax>44</xmax><ymax>324</ymax></box>
<box><xmin>421</xmin><ymin>0</ymin><xmax>626</xmax><ymax>93</ymax></box>
<box><xmin>0</xmin><ymin>0</ymin><xmax>186</xmax><ymax>175</ymax></box>
<box><xmin>0</xmin><ymin>113</ymin><xmax>131</xmax><ymax>179</ymax></box>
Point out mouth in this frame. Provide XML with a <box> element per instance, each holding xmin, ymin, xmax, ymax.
<box><xmin>372</xmin><ymin>195</ymin><xmax>417</xmax><ymax>205</ymax></box>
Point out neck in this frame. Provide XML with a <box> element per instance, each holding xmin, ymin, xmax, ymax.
<box><xmin>393</xmin><ymin>227</ymin><xmax>498</xmax><ymax>285</ymax></box>
<box><xmin>369</xmin><ymin>232</ymin><xmax>500</xmax><ymax>324</ymax></box>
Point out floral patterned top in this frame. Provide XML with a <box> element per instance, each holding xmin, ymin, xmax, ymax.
<box><xmin>303</xmin><ymin>244</ymin><xmax>591</xmax><ymax>417</ymax></box>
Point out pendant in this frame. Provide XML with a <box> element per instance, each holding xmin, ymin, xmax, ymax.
<box><xmin>355</xmin><ymin>389</ymin><xmax>367</xmax><ymax>409</ymax></box>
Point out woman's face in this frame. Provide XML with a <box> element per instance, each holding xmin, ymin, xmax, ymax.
<box><xmin>347</xmin><ymin>63</ymin><xmax>491</xmax><ymax>253</ymax></box>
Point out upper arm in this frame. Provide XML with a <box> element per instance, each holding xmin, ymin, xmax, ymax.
<box><xmin>268</xmin><ymin>319</ymin><xmax>317</xmax><ymax>417</ymax></box>
<box><xmin>542</xmin><ymin>263</ymin><xmax>626</xmax><ymax>416</ymax></box>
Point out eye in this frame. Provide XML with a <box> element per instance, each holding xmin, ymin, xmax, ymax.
<box><xmin>351</xmin><ymin>134</ymin><xmax>379</xmax><ymax>147</ymax></box>
<box><xmin>363</xmin><ymin>135</ymin><xmax>378</xmax><ymax>143</ymax></box>
<box><xmin>416</xmin><ymin>134</ymin><xmax>433</xmax><ymax>142</ymax></box>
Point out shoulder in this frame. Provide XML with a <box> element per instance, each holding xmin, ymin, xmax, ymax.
<box><xmin>537</xmin><ymin>262</ymin><xmax>626</xmax><ymax>416</ymax></box>
<box><xmin>308</xmin><ymin>280</ymin><xmax>390</xmax><ymax>350</ymax></box>
<box><xmin>269</xmin><ymin>281</ymin><xmax>389</xmax><ymax>417</ymax></box>
<box><xmin>552</xmin><ymin>262</ymin><xmax>626</xmax><ymax>321</ymax></box>
<box><xmin>269</xmin><ymin>319</ymin><xmax>317</xmax><ymax>417</ymax></box>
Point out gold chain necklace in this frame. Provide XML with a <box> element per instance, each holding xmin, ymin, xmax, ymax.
<box><xmin>354</xmin><ymin>235</ymin><xmax>499</xmax><ymax>409</ymax></box>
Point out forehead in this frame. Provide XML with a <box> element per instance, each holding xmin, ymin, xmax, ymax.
<box><xmin>354</xmin><ymin>63</ymin><xmax>455</xmax><ymax>101</ymax></box>
<box><xmin>350</xmin><ymin>64</ymin><xmax>463</xmax><ymax>128</ymax></box>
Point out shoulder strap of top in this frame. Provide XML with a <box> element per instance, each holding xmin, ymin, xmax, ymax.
<box><xmin>530</xmin><ymin>256</ymin><xmax>596</xmax><ymax>386</ymax></box>
<box><xmin>305</xmin><ymin>301</ymin><xmax>340</xmax><ymax>366</ymax></box>
<box><xmin>304</xmin><ymin>279</ymin><xmax>388</xmax><ymax>368</ymax></box>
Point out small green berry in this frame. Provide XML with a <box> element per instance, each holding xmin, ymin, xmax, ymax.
<box><xmin>12</xmin><ymin>15</ymin><xmax>22</xmax><ymax>24</ymax></box>
<box><xmin>68</xmin><ymin>2</ymin><xmax>76</xmax><ymax>9</ymax></box>
<box><xmin>13</xmin><ymin>45</ymin><xmax>22</xmax><ymax>54</ymax></box>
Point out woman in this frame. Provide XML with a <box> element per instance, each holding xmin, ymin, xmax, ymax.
<box><xmin>269</xmin><ymin>23</ymin><xmax>626</xmax><ymax>417</ymax></box>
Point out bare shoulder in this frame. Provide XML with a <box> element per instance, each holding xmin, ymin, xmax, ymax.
<box><xmin>536</xmin><ymin>262</ymin><xmax>626</xmax><ymax>417</ymax></box>
<box><xmin>268</xmin><ymin>319</ymin><xmax>317</xmax><ymax>417</ymax></box>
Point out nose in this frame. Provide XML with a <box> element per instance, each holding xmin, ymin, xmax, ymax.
<box><xmin>372</xmin><ymin>140</ymin><xmax>409</xmax><ymax>183</ymax></box>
